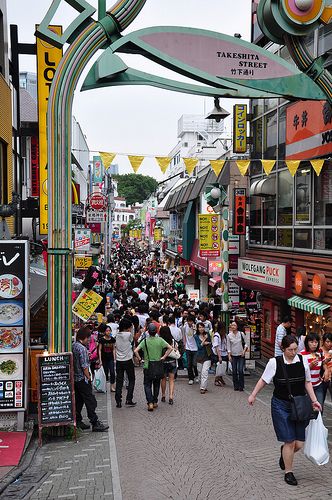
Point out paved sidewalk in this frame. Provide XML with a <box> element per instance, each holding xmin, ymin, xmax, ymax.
<box><xmin>1</xmin><ymin>366</ymin><xmax>331</xmax><ymax>500</ymax></box>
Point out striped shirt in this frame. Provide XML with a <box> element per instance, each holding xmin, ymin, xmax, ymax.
<box><xmin>300</xmin><ymin>349</ymin><xmax>323</xmax><ymax>387</ymax></box>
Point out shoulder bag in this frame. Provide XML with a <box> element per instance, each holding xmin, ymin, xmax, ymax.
<box><xmin>167</xmin><ymin>339</ymin><xmax>181</xmax><ymax>360</ymax></box>
<box><xmin>280</xmin><ymin>355</ymin><xmax>314</xmax><ymax>422</ymax></box>
<box><xmin>144</xmin><ymin>339</ymin><xmax>164</xmax><ymax>380</ymax></box>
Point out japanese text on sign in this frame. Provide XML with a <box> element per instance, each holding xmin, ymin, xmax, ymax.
<box><xmin>72</xmin><ymin>288</ymin><xmax>103</xmax><ymax>321</ymax></box>
<box><xmin>233</xmin><ymin>104</ymin><xmax>247</xmax><ymax>154</ymax></box>
<box><xmin>198</xmin><ymin>214</ymin><xmax>220</xmax><ymax>257</ymax></box>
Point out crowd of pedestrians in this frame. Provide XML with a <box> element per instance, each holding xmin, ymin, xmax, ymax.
<box><xmin>71</xmin><ymin>240</ymin><xmax>332</xmax><ymax>487</ymax></box>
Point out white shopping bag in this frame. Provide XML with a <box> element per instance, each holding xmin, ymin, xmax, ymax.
<box><xmin>216</xmin><ymin>361</ymin><xmax>227</xmax><ymax>377</ymax></box>
<box><xmin>93</xmin><ymin>366</ymin><xmax>107</xmax><ymax>393</ymax></box>
<box><xmin>304</xmin><ymin>413</ymin><xmax>329</xmax><ymax>466</ymax></box>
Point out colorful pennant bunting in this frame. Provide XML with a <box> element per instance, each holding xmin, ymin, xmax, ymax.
<box><xmin>128</xmin><ymin>155</ymin><xmax>144</xmax><ymax>173</ymax></box>
<box><xmin>99</xmin><ymin>152</ymin><xmax>116</xmax><ymax>170</ymax></box>
<box><xmin>261</xmin><ymin>160</ymin><xmax>275</xmax><ymax>176</ymax></box>
<box><xmin>310</xmin><ymin>159</ymin><xmax>324</xmax><ymax>176</ymax></box>
<box><xmin>210</xmin><ymin>160</ymin><xmax>225</xmax><ymax>177</ymax></box>
<box><xmin>286</xmin><ymin>160</ymin><xmax>300</xmax><ymax>177</ymax></box>
<box><xmin>236</xmin><ymin>160</ymin><xmax>250</xmax><ymax>176</ymax></box>
<box><xmin>183</xmin><ymin>158</ymin><xmax>199</xmax><ymax>175</ymax></box>
<box><xmin>155</xmin><ymin>156</ymin><xmax>172</xmax><ymax>175</ymax></box>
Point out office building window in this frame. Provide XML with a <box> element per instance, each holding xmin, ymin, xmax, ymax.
<box><xmin>294</xmin><ymin>228</ymin><xmax>312</xmax><ymax>249</ymax></box>
<box><xmin>295</xmin><ymin>166</ymin><xmax>311</xmax><ymax>224</ymax></box>
<box><xmin>314</xmin><ymin>164</ymin><xmax>332</xmax><ymax>225</ymax></box>
<box><xmin>277</xmin><ymin>169</ymin><xmax>293</xmax><ymax>225</ymax></box>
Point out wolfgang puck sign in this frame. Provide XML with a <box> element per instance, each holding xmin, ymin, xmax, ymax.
<box><xmin>238</xmin><ymin>258</ymin><xmax>287</xmax><ymax>289</ymax></box>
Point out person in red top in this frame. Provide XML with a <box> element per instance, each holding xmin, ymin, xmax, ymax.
<box><xmin>300</xmin><ymin>332</ymin><xmax>325</xmax><ymax>408</ymax></box>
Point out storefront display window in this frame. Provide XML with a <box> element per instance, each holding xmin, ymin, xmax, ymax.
<box><xmin>277</xmin><ymin>228</ymin><xmax>293</xmax><ymax>247</ymax></box>
<box><xmin>295</xmin><ymin>167</ymin><xmax>311</xmax><ymax>224</ymax></box>
<box><xmin>277</xmin><ymin>169</ymin><xmax>293</xmax><ymax>225</ymax></box>
<box><xmin>294</xmin><ymin>228</ymin><xmax>312</xmax><ymax>249</ymax></box>
<box><xmin>305</xmin><ymin>312</ymin><xmax>332</xmax><ymax>337</ymax></box>
<box><xmin>249</xmin><ymin>227</ymin><xmax>261</xmax><ymax>245</ymax></box>
<box><xmin>263</xmin><ymin>228</ymin><xmax>275</xmax><ymax>246</ymax></box>
<box><xmin>278</xmin><ymin>106</ymin><xmax>286</xmax><ymax>158</ymax></box>
<box><xmin>250</xmin><ymin>189</ymin><xmax>261</xmax><ymax>225</ymax></box>
<box><xmin>314</xmin><ymin>229</ymin><xmax>332</xmax><ymax>250</ymax></box>
<box><xmin>263</xmin><ymin>307</ymin><xmax>272</xmax><ymax>341</ymax></box>
<box><xmin>314</xmin><ymin>164</ymin><xmax>332</xmax><ymax>225</ymax></box>
<box><xmin>262</xmin><ymin>196</ymin><xmax>276</xmax><ymax>226</ymax></box>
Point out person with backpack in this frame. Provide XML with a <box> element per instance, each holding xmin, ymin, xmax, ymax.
<box><xmin>227</xmin><ymin>320</ymin><xmax>248</xmax><ymax>391</ymax></box>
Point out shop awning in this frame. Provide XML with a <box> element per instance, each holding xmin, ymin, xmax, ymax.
<box><xmin>30</xmin><ymin>273</ymin><xmax>47</xmax><ymax>315</ymax></box>
<box><xmin>209</xmin><ymin>277</ymin><xmax>221</xmax><ymax>287</ymax></box>
<box><xmin>190</xmin><ymin>239</ymin><xmax>208</xmax><ymax>274</ymax></box>
<box><xmin>287</xmin><ymin>295</ymin><xmax>330</xmax><ymax>315</ymax></box>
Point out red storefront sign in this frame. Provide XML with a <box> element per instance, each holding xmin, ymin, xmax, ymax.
<box><xmin>89</xmin><ymin>193</ymin><xmax>107</xmax><ymax>211</ymax></box>
<box><xmin>233</xmin><ymin>188</ymin><xmax>246</xmax><ymax>235</ymax></box>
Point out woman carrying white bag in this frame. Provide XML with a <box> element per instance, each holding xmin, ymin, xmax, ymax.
<box><xmin>212</xmin><ymin>321</ymin><xmax>227</xmax><ymax>386</ymax></box>
<box><xmin>93</xmin><ymin>365</ymin><xmax>107</xmax><ymax>393</ymax></box>
<box><xmin>304</xmin><ymin>413</ymin><xmax>329</xmax><ymax>466</ymax></box>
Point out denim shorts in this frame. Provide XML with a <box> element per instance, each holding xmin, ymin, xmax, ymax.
<box><xmin>163</xmin><ymin>360</ymin><xmax>177</xmax><ymax>375</ymax></box>
<box><xmin>271</xmin><ymin>396</ymin><xmax>307</xmax><ymax>443</ymax></box>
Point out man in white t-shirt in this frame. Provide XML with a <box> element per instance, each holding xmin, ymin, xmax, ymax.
<box><xmin>115</xmin><ymin>318</ymin><xmax>136</xmax><ymax>408</ymax></box>
<box><xmin>182</xmin><ymin>315</ymin><xmax>198</xmax><ymax>384</ymax></box>
<box><xmin>274</xmin><ymin>316</ymin><xmax>291</xmax><ymax>357</ymax></box>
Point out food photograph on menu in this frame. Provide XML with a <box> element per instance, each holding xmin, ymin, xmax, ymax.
<box><xmin>0</xmin><ymin>353</ymin><xmax>23</xmax><ymax>380</ymax></box>
<box><xmin>0</xmin><ymin>300</ymin><xmax>24</xmax><ymax>326</ymax></box>
<box><xmin>0</xmin><ymin>326</ymin><xmax>23</xmax><ymax>353</ymax></box>
<box><xmin>0</xmin><ymin>274</ymin><xmax>24</xmax><ymax>299</ymax></box>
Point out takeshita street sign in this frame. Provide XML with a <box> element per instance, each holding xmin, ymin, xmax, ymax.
<box><xmin>35</xmin><ymin>0</ymin><xmax>332</xmax><ymax>353</ymax></box>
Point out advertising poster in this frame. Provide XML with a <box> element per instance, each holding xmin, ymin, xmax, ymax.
<box><xmin>198</xmin><ymin>214</ymin><xmax>220</xmax><ymax>257</ymax></box>
<box><xmin>0</xmin><ymin>241</ymin><xmax>29</xmax><ymax>411</ymax></box>
<box><xmin>93</xmin><ymin>156</ymin><xmax>103</xmax><ymax>183</ymax></box>
<box><xmin>74</xmin><ymin>255</ymin><xmax>93</xmax><ymax>270</ymax></box>
<box><xmin>154</xmin><ymin>228</ymin><xmax>162</xmax><ymax>241</ymax></box>
<box><xmin>74</xmin><ymin>228</ymin><xmax>91</xmax><ymax>252</ymax></box>
<box><xmin>72</xmin><ymin>288</ymin><xmax>103</xmax><ymax>322</ymax></box>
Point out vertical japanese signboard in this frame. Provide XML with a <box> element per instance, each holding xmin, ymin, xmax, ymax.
<box><xmin>154</xmin><ymin>228</ymin><xmax>162</xmax><ymax>241</ymax></box>
<box><xmin>0</xmin><ymin>241</ymin><xmax>29</xmax><ymax>414</ymax></box>
<box><xmin>198</xmin><ymin>214</ymin><xmax>220</xmax><ymax>257</ymax></box>
<box><xmin>72</xmin><ymin>288</ymin><xmax>103</xmax><ymax>322</ymax></box>
<box><xmin>36</xmin><ymin>25</ymin><xmax>63</xmax><ymax>234</ymax></box>
<box><xmin>233</xmin><ymin>188</ymin><xmax>247</xmax><ymax>235</ymax></box>
<box><xmin>30</xmin><ymin>136</ymin><xmax>39</xmax><ymax>197</ymax></box>
<box><xmin>233</xmin><ymin>104</ymin><xmax>247</xmax><ymax>153</ymax></box>
<box><xmin>93</xmin><ymin>156</ymin><xmax>103</xmax><ymax>183</ymax></box>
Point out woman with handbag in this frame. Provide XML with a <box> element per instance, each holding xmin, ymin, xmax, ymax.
<box><xmin>248</xmin><ymin>335</ymin><xmax>322</xmax><ymax>486</ymax></box>
<box><xmin>159</xmin><ymin>325</ymin><xmax>179</xmax><ymax>405</ymax></box>
<box><xmin>227</xmin><ymin>321</ymin><xmax>248</xmax><ymax>391</ymax></box>
<box><xmin>134</xmin><ymin>323</ymin><xmax>173</xmax><ymax>411</ymax></box>
<box><xmin>194</xmin><ymin>322</ymin><xmax>212</xmax><ymax>394</ymax></box>
<box><xmin>300</xmin><ymin>332</ymin><xmax>325</xmax><ymax>408</ymax></box>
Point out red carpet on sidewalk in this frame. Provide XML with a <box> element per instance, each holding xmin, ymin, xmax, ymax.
<box><xmin>0</xmin><ymin>431</ymin><xmax>27</xmax><ymax>466</ymax></box>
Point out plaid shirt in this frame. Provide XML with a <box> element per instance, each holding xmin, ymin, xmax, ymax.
<box><xmin>72</xmin><ymin>341</ymin><xmax>90</xmax><ymax>382</ymax></box>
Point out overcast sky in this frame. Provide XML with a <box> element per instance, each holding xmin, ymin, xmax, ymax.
<box><xmin>7</xmin><ymin>0</ymin><xmax>251</xmax><ymax>180</ymax></box>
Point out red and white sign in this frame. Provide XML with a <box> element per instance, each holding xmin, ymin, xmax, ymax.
<box><xmin>86</xmin><ymin>210</ymin><xmax>106</xmax><ymax>223</ymax></box>
<box><xmin>89</xmin><ymin>193</ymin><xmax>107</xmax><ymax>211</ymax></box>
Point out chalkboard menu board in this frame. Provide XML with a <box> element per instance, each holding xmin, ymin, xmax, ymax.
<box><xmin>37</xmin><ymin>353</ymin><xmax>76</xmax><ymax>445</ymax></box>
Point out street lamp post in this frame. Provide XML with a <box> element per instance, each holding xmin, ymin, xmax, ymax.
<box><xmin>209</xmin><ymin>186</ymin><xmax>230</xmax><ymax>330</ymax></box>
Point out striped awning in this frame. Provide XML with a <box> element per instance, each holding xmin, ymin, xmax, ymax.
<box><xmin>287</xmin><ymin>295</ymin><xmax>330</xmax><ymax>315</ymax></box>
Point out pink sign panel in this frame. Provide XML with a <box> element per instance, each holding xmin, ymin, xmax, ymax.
<box><xmin>140</xmin><ymin>32</ymin><xmax>295</xmax><ymax>80</ymax></box>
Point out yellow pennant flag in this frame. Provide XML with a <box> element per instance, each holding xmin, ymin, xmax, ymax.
<box><xmin>210</xmin><ymin>160</ymin><xmax>225</xmax><ymax>177</ymax></box>
<box><xmin>99</xmin><ymin>152</ymin><xmax>116</xmax><ymax>170</ymax></box>
<box><xmin>183</xmin><ymin>158</ymin><xmax>198</xmax><ymax>175</ymax></box>
<box><xmin>155</xmin><ymin>157</ymin><xmax>172</xmax><ymax>175</ymax></box>
<box><xmin>128</xmin><ymin>155</ymin><xmax>144</xmax><ymax>173</ymax></box>
<box><xmin>310</xmin><ymin>159</ymin><xmax>324</xmax><ymax>176</ymax></box>
<box><xmin>286</xmin><ymin>160</ymin><xmax>300</xmax><ymax>177</ymax></box>
<box><xmin>236</xmin><ymin>160</ymin><xmax>250</xmax><ymax>176</ymax></box>
<box><xmin>261</xmin><ymin>160</ymin><xmax>275</xmax><ymax>176</ymax></box>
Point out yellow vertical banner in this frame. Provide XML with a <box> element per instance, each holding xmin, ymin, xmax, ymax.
<box><xmin>233</xmin><ymin>104</ymin><xmax>247</xmax><ymax>153</ymax></box>
<box><xmin>198</xmin><ymin>214</ymin><xmax>220</xmax><ymax>257</ymax></box>
<box><xmin>286</xmin><ymin>160</ymin><xmax>300</xmax><ymax>177</ymax></box>
<box><xmin>183</xmin><ymin>158</ymin><xmax>199</xmax><ymax>175</ymax></box>
<box><xmin>36</xmin><ymin>25</ymin><xmax>63</xmax><ymax>235</ymax></box>
<box><xmin>128</xmin><ymin>155</ymin><xmax>144</xmax><ymax>173</ymax></box>
<box><xmin>210</xmin><ymin>160</ymin><xmax>225</xmax><ymax>177</ymax></box>
<box><xmin>155</xmin><ymin>157</ymin><xmax>171</xmax><ymax>174</ymax></box>
<box><xmin>154</xmin><ymin>228</ymin><xmax>162</xmax><ymax>241</ymax></box>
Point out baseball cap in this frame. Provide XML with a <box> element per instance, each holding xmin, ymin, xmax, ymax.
<box><xmin>148</xmin><ymin>323</ymin><xmax>157</xmax><ymax>334</ymax></box>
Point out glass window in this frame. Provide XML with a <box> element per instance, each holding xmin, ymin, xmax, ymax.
<box><xmin>262</xmin><ymin>196</ymin><xmax>276</xmax><ymax>226</ymax></box>
<box><xmin>250</xmin><ymin>160</ymin><xmax>262</xmax><ymax>176</ymax></box>
<box><xmin>314</xmin><ymin>229</ymin><xmax>332</xmax><ymax>251</ymax></box>
<box><xmin>249</xmin><ymin>187</ymin><xmax>261</xmax><ymax>226</ymax></box>
<box><xmin>249</xmin><ymin>228</ymin><xmax>261</xmax><ymax>245</ymax></box>
<box><xmin>251</xmin><ymin>99</ymin><xmax>264</xmax><ymax>118</ymax></box>
<box><xmin>277</xmin><ymin>228</ymin><xmax>292</xmax><ymax>247</ymax></box>
<box><xmin>294</xmin><ymin>228</ymin><xmax>312</xmax><ymax>249</ymax></box>
<box><xmin>295</xmin><ymin>166</ymin><xmax>311</xmax><ymax>224</ymax></box>
<box><xmin>277</xmin><ymin>169</ymin><xmax>293</xmax><ymax>225</ymax></box>
<box><xmin>251</xmin><ymin>118</ymin><xmax>263</xmax><ymax>160</ymax></box>
<box><xmin>264</xmin><ymin>98</ymin><xmax>278</xmax><ymax>113</ymax></box>
<box><xmin>263</xmin><ymin>228</ymin><xmax>275</xmax><ymax>246</ymax></box>
<box><xmin>264</xmin><ymin>111</ymin><xmax>277</xmax><ymax>159</ymax></box>
<box><xmin>318</xmin><ymin>24</ymin><xmax>332</xmax><ymax>57</ymax></box>
<box><xmin>278</xmin><ymin>106</ymin><xmax>286</xmax><ymax>159</ymax></box>
<box><xmin>314</xmin><ymin>164</ymin><xmax>332</xmax><ymax>225</ymax></box>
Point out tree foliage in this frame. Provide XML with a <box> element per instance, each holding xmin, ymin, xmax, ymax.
<box><xmin>114</xmin><ymin>174</ymin><xmax>158</xmax><ymax>205</ymax></box>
